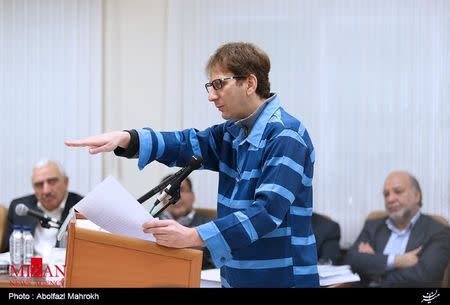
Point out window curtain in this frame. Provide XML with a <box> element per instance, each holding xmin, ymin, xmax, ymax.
<box><xmin>0</xmin><ymin>0</ymin><xmax>102</xmax><ymax>206</ymax></box>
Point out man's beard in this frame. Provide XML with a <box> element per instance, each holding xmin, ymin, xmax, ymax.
<box><xmin>389</xmin><ymin>208</ymin><xmax>412</xmax><ymax>224</ymax></box>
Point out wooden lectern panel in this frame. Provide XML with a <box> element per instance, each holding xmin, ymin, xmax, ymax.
<box><xmin>64</xmin><ymin>214</ymin><xmax>202</xmax><ymax>287</ymax></box>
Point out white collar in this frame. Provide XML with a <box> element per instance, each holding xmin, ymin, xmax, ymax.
<box><xmin>37</xmin><ymin>192</ymin><xmax>68</xmax><ymax>214</ymax></box>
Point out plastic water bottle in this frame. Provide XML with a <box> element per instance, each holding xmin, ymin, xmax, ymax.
<box><xmin>9</xmin><ymin>225</ymin><xmax>23</xmax><ymax>269</ymax></box>
<box><xmin>22</xmin><ymin>226</ymin><xmax>34</xmax><ymax>265</ymax></box>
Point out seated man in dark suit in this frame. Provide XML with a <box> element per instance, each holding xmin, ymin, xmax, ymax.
<box><xmin>312</xmin><ymin>212</ymin><xmax>341</xmax><ymax>265</ymax></box>
<box><xmin>158</xmin><ymin>175</ymin><xmax>216</xmax><ymax>269</ymax></box>
<box><xmin>2</xmin><ymin>160</ymin><xmax>83</xmax><ymax>258</ymax></box>
<box><xmin>344</xmin><ymin>171</ymin><xmax>450</xmax><ymax>287</ymax></box>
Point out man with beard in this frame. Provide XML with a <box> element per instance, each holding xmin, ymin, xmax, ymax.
<box><xmin>344</xmin><ymin>171</ymin><xmax>450</xmax><ymax>287</ymax></box>
<box><xmin>2</xmin><ymin>160</ymin><xmax>83</xmax><ymax>258</ymax></box>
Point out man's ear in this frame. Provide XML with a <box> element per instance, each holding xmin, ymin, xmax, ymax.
<box><xmin>246</xmin><ymin>74</ymin><xmax>258</xmax><ymax>96</ymax></box>
<box><xmin>414</xmin><ymin>189</ymin><xmax>421</xmax><ymax>206</ymax></box>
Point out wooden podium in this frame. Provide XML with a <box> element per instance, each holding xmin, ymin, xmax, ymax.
<box><xmin>64</xmin><ymin>214</ymin><xmax>202</xmax><ymax>287</ymax></box>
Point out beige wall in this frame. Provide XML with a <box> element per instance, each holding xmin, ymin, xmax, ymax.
<box><xmin>103</xmin><ymin>0</ymin><xmax>168</xmax><ymax>205</ymax></box>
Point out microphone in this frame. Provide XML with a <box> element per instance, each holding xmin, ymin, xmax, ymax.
<box><xmin>15</xmin><ymin>203</ymin><xmax>62</xmax><ymax>226</ymax></box>
<box><xmin>152</xmin><ymin>155</ymin><xmax>203</xmax><ymax>208</ymax></box>
<box><xmin>137</xmin><ymin>174</ymin><xmax>175</xmax><ymax>204</ymax></box>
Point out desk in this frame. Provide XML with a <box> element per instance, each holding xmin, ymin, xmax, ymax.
<box><xmin>1</xmin><ymin>272</ymin><xmax>354</xmax><ymax>288</ymax></box>
<box><xmin>325</xmin><ymin>282</ymin><xmax>353</xmax><ymax>288</ymax></box>
<box><xmin>201</xmin><ymin>268</ymin><xmax>358</xmax><ymax>288</ymax></box>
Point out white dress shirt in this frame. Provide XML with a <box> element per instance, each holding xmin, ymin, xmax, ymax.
<box><xmin>383</xmin><ymin>211</ymin><xmax>421</xmax><ymax>269</ymax></box>
<box><xmin>33</xmin><ymin>193</ymin><xmax>67</xmax><ymax>260</ymax></box>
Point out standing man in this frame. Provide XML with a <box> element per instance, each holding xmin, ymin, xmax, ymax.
<box><xmin>2</xmin><ymin>160</ymin><xmax>83</xmax><ymax>258</ymax></box>
<box><xmin>344</xmin><ymin>171</ymin><xmax>450</xmax><ymax>287</ymax></box>
<box><xmin>66</xmin><ymin>42</ymin><xmax>319</xmax><ymax>287</ymax></box>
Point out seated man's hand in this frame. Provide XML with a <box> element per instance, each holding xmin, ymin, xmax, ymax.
<box><xmin>358</xmin><ymin>242</ymin><xmax>375</xmax><ymax>254</ymax></box>
<box><xmin>394</xmin><ymin>246</ymin><xmax>422</xmax><ymax>269</ymax></box>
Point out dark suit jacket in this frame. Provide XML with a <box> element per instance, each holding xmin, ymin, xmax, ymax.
<box><xmin>344</xmin><ymin>213</ymin><xmax>450</xmax><ymax>287</ymax></box>
<box><xmin>2</xmin><ymin>192</ymin><xmax>83</xmax><ymax>252</ymax></box>
<box><xmin>312</xmin><ymin>213</ymin><xmax>341</xmax><ymax>265</ymax></box>
<box><xmin>189</xmin><ymin>213</ymin><xmax>215</xmax><ymax>228</ymax></box>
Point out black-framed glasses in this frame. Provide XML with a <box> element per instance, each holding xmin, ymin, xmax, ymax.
<box><xmin>204</xmin><ymin>76</ymin><xmax>247</xmax><ymax>93</ymax></box>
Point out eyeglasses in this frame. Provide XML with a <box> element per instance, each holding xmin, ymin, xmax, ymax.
<box><xmin>204</xmin><ymin>76</ymin><xmax>247</xmax><ymax>93</ymax></box>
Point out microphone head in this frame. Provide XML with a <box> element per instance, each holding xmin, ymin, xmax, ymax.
<box><xmin>189</xmin><ymin>155</ymin><xmax>203</xmax><ymax>170</ymax></box>
<box><xmin>15</xmin><ymin>203</ymin><xmax>29</xmax><ymax>216</ymax></box>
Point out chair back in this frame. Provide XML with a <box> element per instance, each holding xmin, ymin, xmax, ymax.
<box><xmin>429</xmin><ymin>214</ymin><xmax>449</xmax><ymax>226</ymax></box>
<box><xmin>316</xmin><ymin>212</ymin><xmax>333</xmax><ymax>222</ymax></box>
<box><xmin>366</xmin><ymin>210</ymin><xmax>387</xmax><ymax>221</ymax></box>
<box><xmin>0</xmin><ymin>204</ymin><xmax>8</xmax><ymax>251</ymax></box>
<box><xmin>195</xmin><ymin>208</ymin><xmax>217</xmax><ymax>219</ymax></box>
<box><xmin>429</xmin><ymin>214</ymin><xmax>449</xmax><ymax>288</ymax></box>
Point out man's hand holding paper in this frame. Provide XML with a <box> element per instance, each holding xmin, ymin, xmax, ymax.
<box><xmin>74</xmin><ymin>176</ymin><xmax>155</xmax><ymax>241</ymax></box>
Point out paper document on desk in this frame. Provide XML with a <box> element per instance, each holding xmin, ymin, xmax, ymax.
<box><xmin>200</xmin><ymin>269</ymin><xmax>221</xmax><ymax>288</ymax></box>
<box><xmin>318</xmin><ymin>264</ymin><xmax>360</xmax><ymax>286</ymax></box>
<box><xmin>74</xmin><ymin>176</ymin><xmax>155</xmax><ymax>242</ymax></box>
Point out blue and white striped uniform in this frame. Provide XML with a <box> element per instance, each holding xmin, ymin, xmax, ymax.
<box><xmin>136</xmin><ymin>94</ymin><xmax>319</xmax><ymax>287</ymax></box>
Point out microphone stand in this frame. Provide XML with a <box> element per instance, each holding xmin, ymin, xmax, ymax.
<box><xmin>152</xmin><ymin>189</ymin><xmax>181</xmax><ymax>218</ymax></box>
<box><xmin>141</xmin><ymin>175</ymin><xmax>183</xmax><ymax>217</ymax></box>
<box><xmin>137</xmin><ymin>174</ymin><xmax>175</xmax><ymax>204</ymax></box>
<box><xmin>39</xmin><ymin>219</ymin><xmax>61</xmax><ymax>229</ymax></box>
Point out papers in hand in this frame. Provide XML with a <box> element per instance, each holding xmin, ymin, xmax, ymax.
<box><xmin>318</xmin><ymin>264</ymin><xmax>360</xmax><ymax>287</ymax></box>
<box><xmin>57</xmin><ymin>207</ymin><xmax>75</xmax><ymax>241</ymax></box>
<box><xmin>76</xmin><ymin>219</ymin><xmax>109</xmax><ymax>232</ymax></box>
<box><xmin>73</xmin><ymin>176</ymin><xmax>155</xmax><ymax>242</ymax></box>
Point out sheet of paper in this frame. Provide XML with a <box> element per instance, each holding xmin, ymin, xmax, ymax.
<box><xmin>319</xmin><ymin>272</ymin><xmax>360</xmax><ymax>287</ymax></box>
<box><xmin>0</xmin><ymin>252</ymin><xmax>10</xmax><ymax>264</ymax></box>
<box><xmin>200</xmin><ymin>269</ymin><xmax>221</xmax><ymax>288</ymax></box>
<box><xmin>318</xmin><ymin>264</ymin><xmax>360</xmax><ymax>286</ymax></box>
<box><xmin>76</xmin><ymin>219</ymin><xmax>109</xmax><ymax>232</ymax></box>
<box><xmin>74</xmin><ymin>176</ymin><xmax>155</xmax><ymax>242</ymax></box>
<box><xmin>318</xmin><ymin>264</ymin><xmax>352</xmax><ymax>277</ymax></box>
<box><xmin>57</xmin><ymin>206</ymin><xmax>75</xmax><ymax>241</ymax></box>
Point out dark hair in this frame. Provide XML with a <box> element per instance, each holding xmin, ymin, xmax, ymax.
<box><xmin>160</xmin><ymin>175</ymin><xmax>193</xmax><ymax>192</ymax></box>
<box><xmin>206</xmin><ymin>42</ymin><xmax>271</xmax><ymax>99</ymax></box>
<box><xmin>408</xmin><ymin>174</ymin><xmax>422</xmax><ymax>207</ymax></box>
